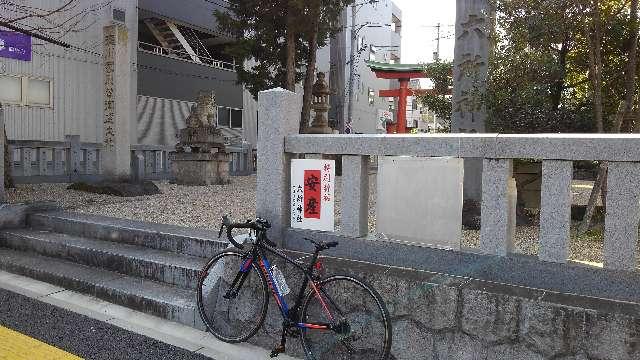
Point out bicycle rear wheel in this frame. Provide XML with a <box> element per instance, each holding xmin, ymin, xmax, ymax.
<box><xmin>197</xmin><ymin>250</ymin><xmax>268</xmax><ymax>343</ymax></box>
<box><xmin>300</xmin><ymin>275</ymin><xmax>392</xmax><ymax>360</ymax></box>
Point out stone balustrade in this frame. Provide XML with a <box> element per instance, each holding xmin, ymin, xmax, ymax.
<box><xmin>8</xmin><ymin>137</ymin><xmax>255</xmax><ymax>184</ymax></box>
<box><xmin>257</xmin><ymin>88</ymin><xmax>640</xmax><ymax>275</ymax></box>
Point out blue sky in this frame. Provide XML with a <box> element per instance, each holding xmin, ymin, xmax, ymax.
<box><xmin>392</xmin><ymin>0</ymin><xmax>456</xmax><ymax>63</ymax></box>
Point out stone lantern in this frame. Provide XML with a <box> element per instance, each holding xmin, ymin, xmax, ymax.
<box><xmin>307</xmin><ymin>72</ymin><xmax>334</xmax><ymax>134</ymax></box>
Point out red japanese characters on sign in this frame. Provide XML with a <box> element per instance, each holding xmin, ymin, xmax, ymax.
<box><xmin>303</xmin><ymin>170</ymin><xmax>321</xmax><ymax>219</ymax></box>
<box><xmin>291</xmin><ymin>159</ymin><xmax>335</xmax><ymax>231</ymax></box>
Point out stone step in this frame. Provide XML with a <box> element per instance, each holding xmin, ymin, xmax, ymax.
<box><xmin>28</xmin><ymin>212</ymin><xmax>228</xmax><ymax>258</ymax></box>
<box><xmin>0</xmin><ymin>229</ymin><xmax>208</xmax><ymax>290</ymax></box>
<box><xmin>0</xmin><ymin>248</ymin><xmax>202</xmax><ymax>329</ymax></box>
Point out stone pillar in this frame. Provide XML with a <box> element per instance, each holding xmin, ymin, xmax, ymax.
<box><xmin>329</xmin><ymin>8</ymin><xmax>347</xmax><ymax>131</ymax></box>
<box><xmin>539</xmin><ymin>160</ymin><xmax>573</xmax><ymax>263</ymax></box>
<box><xmin>102</xmin><ymin>24</ymin><xmax>132</xmax><ymax>181</ymax></box>
<box><xmin>480</xmin><ymin>159</ymin><xmax>516</xmax><ymax>256</ymax></box>
<box><xmin>256</xmin><ymin>88</ymin><xmax>301</xmax><ymax>243</ymax></box>
<box><xmin>341</xmin><ymin>155</ymin><xmax>370</xmax><ymax>237</ymax></box>
<box><xmin>453</xmin><ymin>0</ymin><xmax>492</xmax><ymax>201</ymax></box>
<box><xmin>603</xmin><ymin>162</ymin><xmax>640</xmax><ymax>271</ymax></box>
<box><xmin>0</xmin><ymin>104</ymin><xmax>5</xmax><ymax>203</ymax></box>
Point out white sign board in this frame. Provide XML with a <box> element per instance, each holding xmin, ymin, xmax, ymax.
<box><xmin>291</xmin><ymin>159</ymin><xmax>335</xmax><ymax>231</ymax></box>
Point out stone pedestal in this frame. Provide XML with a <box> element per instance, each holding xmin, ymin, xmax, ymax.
<box><xmin>169</xmin><ymin>152</ymin><xmax>230</xmax><ymax>186</ymax></box>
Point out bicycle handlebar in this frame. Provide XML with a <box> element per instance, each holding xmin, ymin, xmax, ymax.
<box><xmin>219</xmin><ymin>215</ymin><xmax>271</xmax><ymax>250</ymax></box>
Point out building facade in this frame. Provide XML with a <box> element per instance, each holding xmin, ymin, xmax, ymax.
<box><xmin>0</xmin><ymin>0</ymin><xmax>244</xmax><ymax>147</ymax></box>
<box><xmin>318</xmin><ymin>0</ymin><xmax>403</xmax><ymax>134</ymax></box>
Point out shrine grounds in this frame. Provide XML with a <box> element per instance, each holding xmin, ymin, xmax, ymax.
<box><xmin>7</xmin><ymin>175</ymin><xmax>622</xmax><ymax>266</ymax></box>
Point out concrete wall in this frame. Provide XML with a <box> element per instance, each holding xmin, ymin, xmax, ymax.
<box><xmin>136</xmin><ymin>52</ymin><xmax>242</xmax><ymax>108</ymax></box>
<box><xmin>232</xmin><ymin>251</ymin><xmax>640</xmax><ymax>359</ymax></box>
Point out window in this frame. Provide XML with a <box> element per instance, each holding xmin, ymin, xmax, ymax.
<box><xmin>218</xmin><ymin>107</ymin><xmax>230</xmax><ymax>127</ymax></box>
<box><xmin>231</xmin><ymin>108</ymin><xmax>243</xmax><ymax>129</ymax></box>
<box><xmin>0</xmin><ymin>74</ymin><xmax>52</xmax><ymax>107</ymax></box>
<box><xmin>0</xmin><ymin>75</ymin><xmax>21</xmax><ymax>103</ymax></box>
<box><xmin>368</xmin><ymin>88</ymin><xmax>375</xmax><ymax>106</ymax></box>
<box><xmin>217</xmin><ymin>106</ymin><xmax>243</xmax><ymax>129</ymax></box>
<box><xmin>28</xmin><ymin>79</ymin><xmax>51</xmax><ymax>105</ymax></box>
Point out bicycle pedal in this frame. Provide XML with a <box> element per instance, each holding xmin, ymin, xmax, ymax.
<box><xmin>270</xmin><ymin>345</ymin><xmax>285</xmax><ymax>358</ymax></box>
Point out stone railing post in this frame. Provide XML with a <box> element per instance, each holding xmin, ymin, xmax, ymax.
<box><xmin>66</xmin><ymin>135</ymin><xmax>81</xmax><ymax>183</ymax></box>
<box><xmin>603</xmin><ymin>162</ymin><xmax>640</xmax><ymax>271</ymax></box>
<box><xmin>53</xmin><ymin>149</ymin><xmax>65</xmax><ymax>176</ymax></box>
<box><xmin>132</xmin><ymin>150</ymin><xmax>145</xmax><ymax>183</ymax></box>
<box><xmin>257</xmin><ymin>88</ymin><xmax>301</xmax><ymax>244</ymax></box>
<box><xmin>341</xmin><ymin>155</ymin><xmax>370</xmax><ymax>237</ymax></box>
<box><xmin>480</xmin><ymin>158</ymin><xmax>516</xmax><ymax>256</ymax></box>
<box><xmin>539</xmin><ymin>160</ymin><xmax>573</xmax><ymax>263</ymax></box>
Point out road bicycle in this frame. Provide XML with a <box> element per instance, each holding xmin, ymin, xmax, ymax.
<box><xmin>196</xmin><ymin>216</ymin><xmax>392</xmax><ymax>359</ymax></box>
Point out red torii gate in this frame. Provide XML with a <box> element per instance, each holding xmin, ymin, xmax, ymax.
<box><xmin>366</xmin><ymin>61</ymin><xmax>441</xmax><ymax>134</ymax></box>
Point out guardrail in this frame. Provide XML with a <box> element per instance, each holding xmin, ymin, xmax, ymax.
<box><xmin>138</xmin><ymin>42</ymin><xmax>236</xmax><ymax>72</ymax></box>
<box><xmin>9</xmin><ymin>137</ymin><xmax>255</xmax><ymax>184</ymax></box>
<box><xmin>256</xmin><ymin>88</ymin><xmax>640</xmax><ymax>274</ymax></box>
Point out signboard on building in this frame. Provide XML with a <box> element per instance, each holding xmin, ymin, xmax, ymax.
<box><xmin>377</xmin><ymin>110</ymin><xmax>393</xmax><ymax>131</ymax></box>
<box><xmin>290</xmin><ymin>159</ymin><xmax>335</xmax><ymax>231</ymax></box>
<box><xmin>0</xmin><ymin>31</ymin><xmax>31</xmax><ymax>61</ymax></box>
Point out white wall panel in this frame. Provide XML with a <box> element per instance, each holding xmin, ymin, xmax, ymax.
<box><xmin>1</xmin><ymin>0</ymin><xmax>137</xmax><ymax>143</ymax></box>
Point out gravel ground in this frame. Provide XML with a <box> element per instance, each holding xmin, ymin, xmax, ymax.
<box><xmin>6</xmin><ymin>176</ymin><xmax>627</xmax><ymax>265</ymax></box>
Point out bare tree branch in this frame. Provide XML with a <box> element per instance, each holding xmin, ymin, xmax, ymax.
<box><xmin>3</xmin><ymin>0</ymin><xmax>76</xmax><ymax>24</ymax></box>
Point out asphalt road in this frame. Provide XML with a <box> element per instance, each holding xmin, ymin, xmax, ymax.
<box><xmin>0</xmin><ymin>288</ymin><xmax>213</xmax><ymax>360</ymax></box>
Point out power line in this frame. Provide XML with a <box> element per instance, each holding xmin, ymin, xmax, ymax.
<box><xmin>0</xmin><ymin>20</ymin><xmax>70</xmax><ymax>48</ymax></box>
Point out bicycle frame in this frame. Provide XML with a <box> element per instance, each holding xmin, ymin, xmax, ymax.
<box><xmin>236</xmin><ymin>239</ymin><xmax>335</xmax><ymax>331</ymax></box>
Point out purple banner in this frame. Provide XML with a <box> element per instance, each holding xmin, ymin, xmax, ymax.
<box><xmin>0</xmin><ymin>31</ymin><xmax>32</xmax><ymax>61</ymax></box>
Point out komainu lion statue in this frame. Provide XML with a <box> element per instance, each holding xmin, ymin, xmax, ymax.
<box><xmin>185</xmin><ymin>91</ymin><xmax>218</xmax><ymax>128</ymax></box>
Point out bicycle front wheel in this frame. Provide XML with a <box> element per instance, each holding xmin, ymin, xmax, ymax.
<box><xmin>196</xmin><ymin>250</ymin><xmax>268</xmax><ymax>343</ymax></box>
<box><xmin>300</xmin><ymin>275</ymin><xmax>392</xmax><ymax>360</ymax></box>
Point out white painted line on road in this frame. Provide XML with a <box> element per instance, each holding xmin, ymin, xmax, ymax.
<box><xmin>0</xmin><ymin>270</ymin><xmax>301</xmax><ymax>360</ymax></box>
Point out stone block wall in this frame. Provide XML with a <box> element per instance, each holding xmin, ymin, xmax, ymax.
<box><xmin>243</xmin><ymin>250</ymin><xmax>640</xmax><ymax>359</ymax></box>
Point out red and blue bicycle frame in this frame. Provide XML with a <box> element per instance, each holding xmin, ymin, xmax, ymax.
<box><xmin>235</xmin><ymin>241</ymin><xmax>336</xmax><ymax>331</ymax></box>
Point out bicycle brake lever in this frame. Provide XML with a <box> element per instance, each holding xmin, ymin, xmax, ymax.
<box><xmin>218</xmin><ymin>224</ymin><xmax>224</xmax><ymax>239</ymax></box>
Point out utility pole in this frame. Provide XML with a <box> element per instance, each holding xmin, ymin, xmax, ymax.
<box><xmin>346</xmin><ymin>4</ymin><xmax>358</xmax><ymax>134</ymax></box>
<box><xmin>434</xmin><ymin>22</ymin><xmax>441</xmax><ymax>62</ymax></box>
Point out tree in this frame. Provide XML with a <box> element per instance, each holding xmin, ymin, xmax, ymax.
<box><xmin>486</xmin><ymin>0</ymin><xmax>596</xmax><ymax>134</ymax></box>
<box><xmin>217</xmin><ymin>0</ymin><xmax>353</xmax><ymax>133</ymax></box>
<box><xmin>579</xmin><ymin>0</ymin><xmax>639</xmax><ymax>233</ymax></box>
<box><xmin>487</xmin><ymin>0</ymin><xmax>640</xmax><ymax>232</ymax></box>
<box><xmin>216</xmin><ymin>1</ymin><xmax>308</xmax><ymax>99</ymax></box>
<box><xmin>417</xmin><ymin>61</ymin><xmax>453</xmax><ymax>132</ymax></box>
<box><xmin>299</xmin><ymin>0</ymin><xmax>354</xmax><ymax>132</ymax></box>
